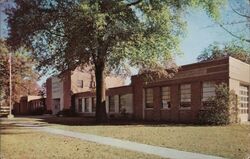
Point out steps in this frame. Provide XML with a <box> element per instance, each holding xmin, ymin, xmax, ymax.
<box><xmin>0</xmin><ymin>105</ymin><xmax>10</xmax><ymax>117</ymax></box>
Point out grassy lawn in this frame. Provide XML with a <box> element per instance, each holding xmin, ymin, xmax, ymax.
<box><xmin>50</xmin><ymin>122</ymin><xmax>250</xmax><ymax>159</ymax></box>
<box><xmin>0</xmin><ymin>121</ymin><xmax>163</xmax><ymax>159</ymax></box>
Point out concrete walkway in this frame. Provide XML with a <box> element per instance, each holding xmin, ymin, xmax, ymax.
<box><xmin>15</xmin><ymin>123</ymin><xmax>226</xmax><ymax>159</ymax></box>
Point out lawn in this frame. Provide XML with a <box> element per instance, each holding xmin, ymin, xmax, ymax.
<box><xmin>0</xmin><ymin>121</ymin><xmax>163</xmax><ymax>159</ymax></box>
<box><xmin>1</xmin><ymin>117</ymin><xmax>249</xmax><ymax>159</ymax></box>
<box><xmin>50</xmin><ymin>122</ymin><xmax>250</xmax><ymax>159</ymax></box>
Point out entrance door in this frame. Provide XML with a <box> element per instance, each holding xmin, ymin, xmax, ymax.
<box><xmin>53</xmin><ymin>99</ymin><xmax>60</xmax><ymax>115</ymax></box>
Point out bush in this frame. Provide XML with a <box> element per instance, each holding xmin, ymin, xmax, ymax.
<box><xmin>31</xmin><ymin>107</ymin><xmax>44</xmax><ymax>115</ymax></box>
<box><xmin>198</xmin><ymin>83</ymin><xmax>239</xmax><ymax>125</ymax></box>
<box><xmin>56</xmin><ymin>109</ymin><xmax>76</xmax><ymax>117</ymax></box>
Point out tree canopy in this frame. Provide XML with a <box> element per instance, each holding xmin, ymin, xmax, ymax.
<box><xmin>0</xmin><ymin>40</ymin><xmax>40</xmax><ymax>105</ymax></box>
<box><xmin>197</xmin><ymin>42</ymin><xmax>250</xmax><ymax>64</ymax></box>
<box><xmin>7</xmin><ymin>0</ymin><xmax>226</xmax><ymax>122</ymax></box>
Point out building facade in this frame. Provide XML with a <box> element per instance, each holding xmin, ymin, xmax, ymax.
<box><xmin>46</xmin><ymin>68</ymin><xmax>125</xmax><ymax>115</ymax></box>
<box><xmin>13</xmin><ymin>96</ymin><xmax>45</xmax><ymax>115</ymax></box>
<box><xmin>44</xmin><ymin>57</ymin><xmax>249</xmax><ymax>123</ymax></box>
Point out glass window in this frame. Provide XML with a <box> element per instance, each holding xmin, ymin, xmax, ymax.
<box><xmin>202</xmin><ymin>81</ymin><xmax>216</xmax><ymax>101</ymax></box>
<box><xmin>78</xmin><ymin>98</ymin><xmax>82</xmax><ymax>112</ymax></box>
<box><xmin>119</xmin><ymin>95</ymin><xmax>127</xmax><ymax>112</ymax></box>
<box><xmin>84</xmin><ymin>98</ymin><xmax>90</xmax><ymax>112</ymax></box>
<box><xmin>109</xmin><ymin>96</ymin><xmax>115</xmax><ymax>112</ymax></box>
<box><xmin>161</xmin><ymin>87</ymin><xmax>171</xmax><ymax>109</ymax></box>
<box><xmin>92</xmin><ymin>97</ymin><xmax>96</xmax><ymax>112</ymax></box>
<box><xmin>145</xmin><ymin>88</ymin><xmax>153</xmax><ymax>108</ymax></box>
<box><xmin>239</xmin><ymin>85</ymin><xmax>249</xmax><ymax>114</ymax></box>
<box><xmin>180</xmin><ymin>84</ymin><xmax>191</xmax><ymax>108</ymax></box>
<box><xmin>77</xmin><ymin>80</ymin><xmax>83</xmax><ymax>88</ymax></box>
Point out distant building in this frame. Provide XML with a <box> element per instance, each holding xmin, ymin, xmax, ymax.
<box><xmin>13</xmin><ymin>96</ymin><xmax>45</xmax><ymax>115</ymax></box>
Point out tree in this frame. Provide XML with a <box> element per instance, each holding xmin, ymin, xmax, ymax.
<box><xmin>7</xmin><ymin>0</ymin><xmax>225</xmax><ymax>122</ymax></box>
<box><xmin>0</xmin><ymin>40</ymin><xmax>39</xmax><ymax>105</ymax></box>
<box><xmin>217</xmin><ymin>0</ymin><xmax>250</xmax><ymax>43</ymax></box>
<box><xmin>197</xmin><ymin>42</ymin><xmax>250</xmax><ymax>64</ymax></box>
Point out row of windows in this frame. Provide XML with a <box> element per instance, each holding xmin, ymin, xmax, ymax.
<box><xmin>145</xmin><ymin>81</ymin><xmax>217</xmax><ymax>109</ymax></box>
<box><xmin>77</xmin><ymin>80</ymin><xmax>96</xmax><ymax>88</ymax></box>
<box><xmin>109</xmin><ymin>95</ymin><xmax>128</xmax><ymax>113</ymax></box>
<box><xmin>78</xmin><ymin>95</ymin><xmax>127</xmax><ymax>113</ymax></box>
<box><xmin>78</xmin><ymin>97</ymin><xmax>96</xmax><ymax>113</ymax></box>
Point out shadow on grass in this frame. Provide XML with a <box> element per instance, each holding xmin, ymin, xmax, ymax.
<box><xmin>2</xmin><ymin>115</ymin><xmax>219</xmax><ymax>127</ymax></box>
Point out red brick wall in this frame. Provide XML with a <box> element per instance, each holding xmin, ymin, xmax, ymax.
<box><xmin>63</xmin><ymin>72</ymin><xmax>72</xmax><ymax>109</ymax></box>
<box><xmin>131</xmin><ymin>58</ymin><xmax>230</xmax><ymax>123</ymax></box>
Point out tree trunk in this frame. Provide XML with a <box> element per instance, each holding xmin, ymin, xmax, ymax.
<box><xmin>95</xmin><ymin>60</ymin><xmax>108</xmax><ymax>123</ymax></box>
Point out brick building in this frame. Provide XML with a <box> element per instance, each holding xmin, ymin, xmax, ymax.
<box><xmin>46</xmin><ymin>57</ymin><xmax>250</xmax><ymax>123</ymax></box>
<box><xmin>46</xmin><ymin>68</ymin><xmax>125</xmax><ymax>115</ymax></box>
<box><xmin>13</xmin><ymin>96</ymin><xmax>45</xmax><ymax>115</ymax></box>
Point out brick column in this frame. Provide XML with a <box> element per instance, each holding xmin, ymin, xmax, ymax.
<box><xmin>170</xmin><ymin>85</ymin><xmax>179</xmax><ymax>122</ymax></box>
<box><xmin>191</xmin><ymin>82</ymin><xmax>202</xmax><ymax>122</ymax></box>
<box><xmin>131</xmin><ymin>76</ymin><xmax>144</xmax><ymax>120</ymax></box>
<box><xmin>153</xmin><ymin>87</ymin><xmax>161</xmax><ymax>121</ymax></box>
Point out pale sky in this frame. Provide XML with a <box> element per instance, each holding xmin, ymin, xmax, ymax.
<box><xmin>0</xmin><ymin>1</ymin><xmax>248</xmax><ymax>85</ymax></box>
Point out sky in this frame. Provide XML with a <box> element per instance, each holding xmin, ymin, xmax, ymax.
<box><xmin>0</xmin><ymin>1</ymin><xmax>248</xmax><ymax>85</ymax></box>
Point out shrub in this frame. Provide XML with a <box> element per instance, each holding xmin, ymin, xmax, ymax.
<box><xmin>56</xmin><ymin>109</ymin><xmax>76</xmax><ymax>117</ymax></box>
<box><xmin>198</xmin><ymin>83</ymin><xmax>239</xmax><ymax>125</ymax></box>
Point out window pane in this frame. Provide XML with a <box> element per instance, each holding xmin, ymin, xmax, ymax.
<box><xmin>161</xmin><ymin>86</ymin><xmax>171</xmax><ymax>109</ymax></box>
<box><xmin>202</xmin><ymin>81</ymin><xmax>215</xmax><ymax>102</ymax></box>
<box><xmin>180</xmin><ymin>84</ymin><xmax>191</xmax><ymax>108</ymax></box>
<box><xmin>145</xmin><ymin>88</ymin><xmax>153</xmax><ymax>108</ymax></box>
<box><xmin>109</xmin><ymin>96</ymin><xmax>115</xmax><ymax>112</ymax></box>
<box><xmin>85</xmin><ymin>98</ymin><xmax>90</xmax><ymax>112</ymax></box>
<box><xmin>239</xmin><ymin>85</ymin><xmax>249</xmax><ymax>114</ymax></box>
<box><xmin>78</xmin><ymin>98</ymin><xmax>82</xmax><ymax>112</ymax></box>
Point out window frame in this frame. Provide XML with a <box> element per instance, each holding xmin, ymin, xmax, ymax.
<box><xmin>109</xmin><ymin>96</ymin><xmax>115</xmax><ymax>113</ymax></box>
<box><xmin>78</xmin><ymin>98</ymin><xmax>82</xmax><ymax>112</ymax></box>
<box><xmin>161</xmin><ymin>86</ymin><xmax>171</xmax><ymax>109</ymax></box>
<box><xmin>145</xmin><ymin>88</ymin><xmax>154</xmax><ymax>109</ymax></box>
<box><xmin>180</xmin><ymin>84</ymin><xmax>191</xmax><ymax>109</ymax></box>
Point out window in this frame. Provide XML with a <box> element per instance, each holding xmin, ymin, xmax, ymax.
<box><xmin>78</xmin><ymin>98</ymin><xmax>82</xmax><ymax>112</ymax></box>
<box><xmin>239</xmin><ymin>85</ymin><xmax>249</xmax><ymax>114</ymax></box>
<box><xmin>145</xmin><ymin>88</ymin><xmax>153</xmax><ymax>108</ymax></box>
<box><xmin>84</xmin><ymin>98</ymin><xmax>90</xmax><ymax>112</ymax></box>
<box><xmin>92</xmin><ymin>97</ymin><xmax>96</xmax><ymax>112</ymax></box>
<box><xmin>180</xmin><ymin>84</ymin><xmax>191</xmax><ymax>108</ymax></box>
<box><xmin>119</xmin><ymin>95</ymin><xmax>127</xmax><ymax>112</ymax></box>
<box><xmin>109</xmin><ymin>96</ymin><xmax>115</xmax><ymax>112</ymax></box>
<box><xmin>161</xmin><ymin>87</ymin><xmax>171</xmax><ymax>109</ymax></box>
<box><xmin>77</xmin><ymin>80</ymin><xmax>83</xmax><ymax>88</ymax></box>
<box><xmin>202</xmin><ymin>81</ymin><xmax>216</xmax><ymax>107</ymax></box>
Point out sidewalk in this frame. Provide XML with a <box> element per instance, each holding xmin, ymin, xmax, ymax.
<box><xmin>15</xmin><ymin>123</ymin><xmax>226</xmax><ymax>159</ymax></box>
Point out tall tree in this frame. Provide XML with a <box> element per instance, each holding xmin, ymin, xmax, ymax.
<box><xmin>7</xmin><ymin>0</ymin><xmax>225</xmax><ymax>122</ymax></box>
<box><xmin>197</xmin><ymin>42</ymin><xmax>250</xmax><ymax>64</ymax></box>
<box><xmin>0</xmin><ymin>40</ymin><xmax>39</xmax><ymax>105</ymax></box>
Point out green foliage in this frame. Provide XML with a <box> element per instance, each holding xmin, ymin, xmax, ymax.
<box><xmin>197</xmin><ymin>42</ymin><xmax>250</xmax><ymax>64</ymax></box>
<box><xmin>7</xmin><ymin>0</ymin><xmax>226</xmax><ymax>76</ymax></box>
<box><xmin>198</xmin><ymin>83</ymin><xmax>238</xmax><ymax>125</ymax></box>
<box><xmin>0</xmin><ymin>40</ymin><xmax>39</xmax><ymax>103</ymax></box>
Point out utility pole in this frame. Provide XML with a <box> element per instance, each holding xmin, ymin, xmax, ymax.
<box><xmin>7</xmin><ymin>51</ymin><xmax>13</xmax><ymax>118</ymax></box>
<box><xmin>0</xmin><ymin>0</ymin><xmax>14</xmax><ymax>118</ymax></box>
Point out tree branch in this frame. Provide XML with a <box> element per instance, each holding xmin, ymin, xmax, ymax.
<box><xmin>126</xmin><ymin>0</ymin><xmax>143</xmax><ymax>7</ymax></box>
<box><xmin>230</xmin><ymin>2</ymin><xmax>250</xmax><ymax>19</ymax></box>
<box><xmin>218</xmin><ymin>23</ymin><xmax>250</xmax><ymax>43</ymax></box>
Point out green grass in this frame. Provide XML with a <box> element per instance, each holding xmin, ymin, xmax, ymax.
<box><xmin>1</xmin><ymin>117</ymin><xmax>249</xmax><ymax>159</ymax></box>
<box><xmin>0</xmin><ymin>121</ymin><xmax>163</xmax><ymax>159</ymax></box>
<box><xmin>51</xmin><ymin>123</ymin><xmax>250</xmax><ymax>159</ymax></box>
